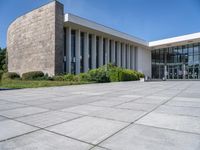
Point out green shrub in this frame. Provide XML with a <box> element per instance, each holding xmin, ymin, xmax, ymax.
<box><xmin>2</xmin><ymin>72</ymin><xmax>20</xmax><ymax>80</ymax></box>
<box><xmin>88</xmin><ymin>67</ymin><xmax>110</xmax><ymax>83</ymax></box>
<box><xmin>78</xmin><ymin>73</ymin><xmax>90</xmax><ymax>81</ymax></box>
<box><xmin>137</xmin><ymin>72</ymin><xmax>145</xmax><ymax>78</ymax></box>
<box><xmin>52</xmin><ymin>75</ymin><xmax>64</xmax><ymax>81</ymax></box>
<box><xmin>22</xmin><ymin>71</ymin><xmax>44</xmax><ymax>80</ymax></box>
<box><xmin>119</xmin><ymin>69</ymin><xmax>139</xmax><ymax>81</ymax></box>
<box><xmin>108</xmin><ymin>67</ymin><xmax>122</xmax><ymax>82</ymax></box>
<box><xmin>63</xmin><ymin>74</ymin><xmax>75</xmax><ymax>81</ymax></box>
<box><xmin>0</xmin><ymin>70</ymin><xmax>4</xmax><ymax>80</ymax></box>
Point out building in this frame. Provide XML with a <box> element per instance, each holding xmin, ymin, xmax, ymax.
<box><xmin>7</xmin><ymin>1</ymin><xmax>200</xmax><ymax>80</ymax></box>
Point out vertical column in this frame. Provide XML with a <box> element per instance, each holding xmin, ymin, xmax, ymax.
<box><xmin>84</xmin><ymin>32</ymin><xmax>89</xmax><ymax>72</ymax></box>
<box><xmin>122</xmin><ymin>43</ymin><xmax>126</xmax><ymax>68</ymax></box>
<box><xmin>91</xmin><ymin>34</ymin><xmax>96</xmax><ymax>69</ymax></box>
<box><xmin>111</xmin><ymin>40</ymin><xmax>115</xmax><ymax>64</ymax></box>
<box><xmin>75</xmin><ymin>29</ymin><xmax>80</xmax><ymax>74</ymax></box>
<box><xmin>105</xmin><ymin>38</ymin><xmax>109</xmax><ymax>64</ymax></box>
<box><xmin>130</xmin><ymin>46</ymin><xmax>135</xmax><ymax>70</ymax></box>
<box><xmin>99</xmin><ymin>36</ymin><xmax>103</xmax><ymax>66</ymax></box>
<box><xmin>127</xmin><ymin>44</ymin><xmax>131</xmax><ymax>69</ymax></box>
<box><xmin>117</xmin><ymin>42</ymin><xmax>121</xmax><ymax>67</ymax></box>
<box><xmin>66</xmin><ymin>27</ymin><xmax>71</xmax><ymax>73</ymax></box>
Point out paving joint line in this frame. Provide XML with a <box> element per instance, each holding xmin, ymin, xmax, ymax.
<box><xmin>89</xmin><ymin>83</ymin><xmax>191</xmax><ymax>148</ymax></box>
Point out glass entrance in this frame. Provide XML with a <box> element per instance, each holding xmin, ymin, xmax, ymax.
<box><xmin>151</xmin><ymin>43</ymin><xmax>200</xmax><ymax>80</ymax></box>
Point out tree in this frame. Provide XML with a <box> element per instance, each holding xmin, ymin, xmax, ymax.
<box><xmin>0</xmin><ymin>47</ymin><xmax>7</xmax><ymax>72</ymax></box>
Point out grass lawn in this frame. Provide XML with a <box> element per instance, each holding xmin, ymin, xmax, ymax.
<box><xmin>0</xmin><ymin>79</ymin><xmax>92</xmax><ymax>89</ymax></box>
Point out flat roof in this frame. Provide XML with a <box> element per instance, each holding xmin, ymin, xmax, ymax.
<box><xmin>64</xmin><ymin>13</ymin><xmax>200</xmax><ymax>48</ymax></box>
<box><xmin>65</xmin><ymin>13</ymin><xmax>148</xmax><ymax>46</ymax></box>
<box><xmin>149</xmin><ymin>32</ymin><xmax>200</xmax><ymax>47</ymax></box>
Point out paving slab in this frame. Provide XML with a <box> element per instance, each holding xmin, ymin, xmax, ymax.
<box><xmin>91</xmin><ymin>146</ymin><xmax>109</xmax><ymax>150</ymax></box>
<box><xmin>39</xmin><ymin>101</ymin><xmax>79</xmax><ymax>110</ymax></box>
<box><xmin>90</xmin><ymin>107</ymin><xmax>146</xmax><ymax>123</ymax></box>
<box><xmin>88</xmin><ymin>100</ymin><xmax>127</xmax><ymax>107</ymax></box>
<box><xmin>16</xmin><ymin>111</ymin><xmax>82</xmax><ymax>128</ymax></box>
<box><xmin>0</xmin><ymin>116</ymin><xmax>7</xmax><ymax>122</ymax></box>
<box><xmin>18</xmin><ymin>99</ymin><xmax>56</xmax><ymax>106</ymax></box>
<box><xmin>166</xmin><ymin>100</ymin><xmax>200</xmax><ymax>108</ymax></box>
<box><xmin>0</xmin><ymin>100</ymin><xmax>11</xmax><ymax>105</ymax></box>
<box><xmin>0</xmin><ymin>107</ymin><xmax>48</xmax><ymax>118</ymax></box>
<box><xmin>62</xmin><ymin>105</ymin><xmax>105</xmax><ymax>115</ymax></box>
<box><xmin>134</xmin><ymin>97</ymin><xmax>168</xmax><ymax>104</ymax></box>
<box><xmin>0</xmin><ymin>103</ymin><xmax>26</xmax><ymax>111</ymax></box>
<box><xmin>172</xmin><ymin>97</ymin><xmax>200</xmax><ymax>103</ymax></box>
<box><xmin>100</xmin><ymin>124</ymin><xmax>200</xmax><ymax>150</ymax></box>
<box><xmin>47</xmin><ymin>116</ymin><xmax>128</xmax><ymax>145</ymax></box>
<box><xmin>0</xmin><ymin>120</ymin><xmax>38</xmax><ymax>141</ymax></box>
<box><xmin>116</xmin><ymin>102</ymin><xmax>157</xmax><ymax>112</ymax></box>
<box><xmin>155</xmin><ymin>105</ymin><xmax>200</xmax><ymax>117</ymax></box>
<box><xmin>0</xmin><ymin>130</ymin><xmax>92</xmax><ymax>150</ymax></box>
<box><xmin>136</xmin><ymin>112</ymin><xmax>200</xmax><ymax>134</ymax></box>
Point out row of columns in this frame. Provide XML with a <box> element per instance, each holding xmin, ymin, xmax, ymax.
<box><xmin>65</xmin><ymin>27</ymin><xmax>137</xmax><ymax>74</ymax></box>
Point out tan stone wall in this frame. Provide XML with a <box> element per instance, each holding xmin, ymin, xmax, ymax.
<box><xmin>7</xmin><ymin>1</ymin><xmax>64</xmax><ymax>76</ymax></box>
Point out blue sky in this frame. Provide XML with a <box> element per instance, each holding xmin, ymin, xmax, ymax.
<box><xmin>0</xmin><ymin>0</ymin><xmax>200</xmax><ymax>48</ymax></box>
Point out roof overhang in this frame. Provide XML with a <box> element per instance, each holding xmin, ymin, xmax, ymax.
<box><xmin>149</xmin><ymin>32</ymin><xmax>200</xmax><ymax>49</ymax></box>
<box><xmin>64</xmin><ymin>13</ymin><xmax>200</xmax><ymax>50</ymax></box>
<box><xmin>64</xmin><ymin>13</ymin><xmax>148</xmax><ymax>47</ymax></box>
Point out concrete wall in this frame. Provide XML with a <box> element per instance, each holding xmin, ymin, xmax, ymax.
<box><xmin>7</xmin><ymin>1</ymin><xmax>64</xmax><ymax>76</ymax></box>
<box><xmin>136</xmin><ymin>46</ymin><xmax>151</xmax><ymax>77</ymax></box>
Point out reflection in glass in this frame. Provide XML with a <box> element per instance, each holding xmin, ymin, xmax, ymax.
<box><xmin>152</xmin><ymin>43</ymin><xmax>200</xmax><ymax>80</ymax></box>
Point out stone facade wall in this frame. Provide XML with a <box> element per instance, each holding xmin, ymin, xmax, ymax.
<box><xmin>7</xmin><ymin>1</ymin><xmax>64</xmax><ymax>76</ymax></box>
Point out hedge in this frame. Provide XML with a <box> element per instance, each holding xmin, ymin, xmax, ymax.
<box><xmin>0</xmin><ymin>70</ymin><xmax>4</xmax><ymax>80</ymax></box>
<box><xmin>22</xmin><ymin>71</ymin><xmax>44</xmax><ymax>80</ymax></box>
<box><xmin>2</xmin><ymin>72</ymin><xmax>20</xmax><ymax>80</ymax></box>
<box><xmin>88</xmin><ymin>67</ymin><xmax>110</xmax><ymax>83</ymax></box>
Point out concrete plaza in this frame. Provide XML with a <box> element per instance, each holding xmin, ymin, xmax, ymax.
<box><xmin>0</xmin><ymin>81</ymin><xmax>200</xmax><ymax>150</ymax></box>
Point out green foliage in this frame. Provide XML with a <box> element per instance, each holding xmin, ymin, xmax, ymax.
<box><xmin>22</xmin><ymin>71</ymin><xmax>44</xmax><ymax>80</ymax></box>
<box><xmin>0</xmin><ymin>48</ymin><xmax>7</xmax><ymax>72</ymax></box>
<box><xmin>119</xmin><ymin>69</ymin><xmax>139</xmax><ymax>81</ymax></box>
<box><xmin>52</xmin><ymin>75</ymin><xmax>65</xmax><ymax>81</ymax></box>
<box><xmin>63</xmin><ymin>74</ymin><xmax>75</xmax><ymax>81</ymax></box>
<box><xmin>108</xmin><ymin>66</ymin><xmax>122</xmax><ymax>82</ymax></box>
<box><xmin>2</xmin><ymin>72</ymin><xmax>20</xmax><ymax>80</ymax></box>
<box><xmin>137</xmin><ymin>72</ymin><xmax>145</xmax><ymax>78</ymax></box>
<box><xmin>0</xmin><ymin>70</ymin><xmax>4</xmax><ymax>80</ymax></box>
<box><xmin>78</xmin><ymin>73</ymin><xmax>90</xmax><ymax>81</ymax></box>
<box><xmin>88</xmin><ymin>67</ymin><xmax>110</xmax><ymax>83</ymax></box>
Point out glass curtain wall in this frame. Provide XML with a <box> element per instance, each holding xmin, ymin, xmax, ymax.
<box><xmin>152</xmin><ymin>43</ymin><xmax>200</xmax><ymax>79</ymax></box>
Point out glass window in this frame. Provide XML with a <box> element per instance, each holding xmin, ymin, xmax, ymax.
<box><xmin>115</xmin><ymin>42</ymin><xmax>118</xmax><ymax>65</ymax></box>
<box><xmin>109</xmin><ymin>40</ymin><xmax>112</xmax><ymax>63</ymax></box>
<box><xmin>103</xmin><ymin>38</ymin><xmax>106</xmax><ymax>65</ymax></box>
<box><xmin>71</xmin><ymin>30</ymin><xmax>76</xmax><ymax>74</ymax></box>
<box><xmin>194</xmin><ymin>44</ymin><xmax>199</xmax><ymax>55</ymax></box>
<box><xmin>80</xmin><ymin>32</ymin><xmax>84</xmax><ymax>73</ymax></box>
<box><xmin>89</xmin><ymin>34</ymin><xmax>92</xmax><ymax>69</ymax></box>
<box><xmin>96</xmin><ymin>36</ymin><xmax>99</xmax><ymax>68</ymax></box>
<box><xmin>188</xmin><ymin>44</ymin><xmax>193</xmax><ymax>55</ymax></box>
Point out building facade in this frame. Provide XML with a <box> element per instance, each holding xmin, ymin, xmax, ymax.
<box><xmin>7</xmin><ymin>1</ymin><xmax>200</xmax><ymax>80</ymax></box>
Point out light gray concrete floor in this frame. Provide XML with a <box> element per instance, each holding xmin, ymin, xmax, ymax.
<box><xmin>0</xmin><ymin>81</ymin><xmax>200</xmax><ymax>150</ymax></box>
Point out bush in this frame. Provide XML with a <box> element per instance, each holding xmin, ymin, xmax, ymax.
<box><xmin>137</xmin><ymin>72</ymin><xmax>145</xmax><ymax>78</ymax></box>
<box><xmin>2</xmin><ymin>72</ymin><xmax>20</xmax><ymax>80</ymax></box>
<box><xmin>52</xmin><ymin>75</ymin><xmax>64</xmax><ymax>81</ymax></box>
<box><xmin>108</xmin><ymin>67</ymin><xmax>122</xmax><ymax>82</ymax></box>
<box><xmin>0</xmin><ymin>70</ymin><xmax>4</xmax><ymax>80</ymax></box>
<box><xmin>22</xmin><ymin>71</ymin><xmax>44</xmax><ymax>80</ymax></box>
<box><xmin>78</xmin><ymin>73</ymin><xmax>90</xmax><ymax>81</ymax></box>
<box><xmin>119</xmin><ymin>69</ymin><xmax>139</xmax><ymax>81</ymax></box>
<box><xmin>88</xmin><ymin>67</ymin><xmax>110</xmax><ymax>83</ymax></box>
<box><xmin>63</xmin><ymin>74</ymin><xmax>75</xmax><ymax>81</ymax></box>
